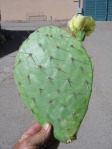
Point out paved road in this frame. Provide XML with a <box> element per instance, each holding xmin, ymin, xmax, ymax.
<box><xmin>0</xmin><ymin>22</ymin><xmax>112</xmax><ymax>149</ymax></box>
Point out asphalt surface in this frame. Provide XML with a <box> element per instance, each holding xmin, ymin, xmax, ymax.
<box><xmin>0</xmin><ymin>22</ymin><xmax>112</xmax><ymax>149</ymax></box>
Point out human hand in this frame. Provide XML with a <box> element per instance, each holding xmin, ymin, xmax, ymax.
<box><xmin>12</xmin><ymin>122</ymin><xmax>59</xmax><ymax>149</ymax></box>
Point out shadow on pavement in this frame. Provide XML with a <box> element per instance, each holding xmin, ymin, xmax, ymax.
<box><xmin>0</xmin><ymin>30</ymin><xmax>31</xmax><ymax>58</ymax></box>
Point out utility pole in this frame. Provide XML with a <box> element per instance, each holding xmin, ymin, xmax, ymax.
<box><xmin>73</xmin><ymin>0</ymin><xmax>82</xmax><ymax>14</ymax></box>
<box><xmin>73</xmin><ymin>0</ymin><xmax>81</xmax><ymax>8</ymax></box>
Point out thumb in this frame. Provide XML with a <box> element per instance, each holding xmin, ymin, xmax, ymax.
<box><xmin>27</xmin><ymin>123</ymin><xmax>52</xmax><ymax>145</ymax></box>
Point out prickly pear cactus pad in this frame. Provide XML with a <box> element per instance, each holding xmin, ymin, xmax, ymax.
<box><xmin>14</xmin><ymin>14</ymin><xmax>95</xmax><ymax>143</ymax></box>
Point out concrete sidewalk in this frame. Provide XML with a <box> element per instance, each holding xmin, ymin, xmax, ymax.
<box><xmin>1</xmin><ymin>20</ymin><xmax>67</xmax><ymax>31</ymax></box>
<box><xmin>0</xmin><ymin>22</ymin><xmax>112</xmax><ymax>149</ymax></box>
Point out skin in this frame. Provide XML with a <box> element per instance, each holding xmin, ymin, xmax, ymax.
<box><xmin>12</xmin><ymin>122</ymin><xmax>60</xmax><ymax>149</ymax></box>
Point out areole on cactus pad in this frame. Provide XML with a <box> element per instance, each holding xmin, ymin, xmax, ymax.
<box><xmin>14</xmin><ymin>14</ymin><xmax>95</xmax><ymax>143</ymax></box>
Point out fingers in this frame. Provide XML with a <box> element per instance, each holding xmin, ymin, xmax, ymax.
<box><xmin>25</xmin><ymin>123</ymin><xmax>42</xmax><ymax>135</ymax></box>
<box><xmin>27</xmin><ymin>123</ymin><xmax>52</xmax><ymax>145</ymax></box>
<box><xmin>13</xmin><ymin>123</ymin><xmax>59</xmax><ymax>149</ymax></box>
<box><xmin>19</xmin><ymin>122</ymin><xmax>42</xmax><ymax>142</ymax></box>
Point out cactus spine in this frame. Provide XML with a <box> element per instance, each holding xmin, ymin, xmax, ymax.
<box><xmin>14</xmin><ymin>14</ymin><xmax>95</xmax><ymax>143</ymax></box>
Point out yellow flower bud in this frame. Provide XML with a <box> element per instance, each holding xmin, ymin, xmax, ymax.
<box><xmin>67</xmin><ymin>14</ymin><xmax>95</xmax><ymax>37</ymax></box>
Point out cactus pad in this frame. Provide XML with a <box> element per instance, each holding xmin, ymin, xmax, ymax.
<box><xmin>14</xmin><ymin>15</ymin><xmax>94</xmax><ymax>143</ymax></box>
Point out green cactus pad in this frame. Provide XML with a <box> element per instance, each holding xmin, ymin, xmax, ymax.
<box><xmin>14</xmin><ymin>26</ymin><xmax>93</xmax><ymax>143</ymax></box>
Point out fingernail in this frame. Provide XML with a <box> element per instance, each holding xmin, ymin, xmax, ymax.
<box><xmin>43</xmin><ymin>123</ymin><xmax>50</xmax><ymax>131</ymax></box>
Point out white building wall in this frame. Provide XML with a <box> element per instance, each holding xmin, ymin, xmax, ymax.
<box><xmin>0</xmin><ymin>0</ymin><xmax>82</xmax><ymax>21</ymax></box>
